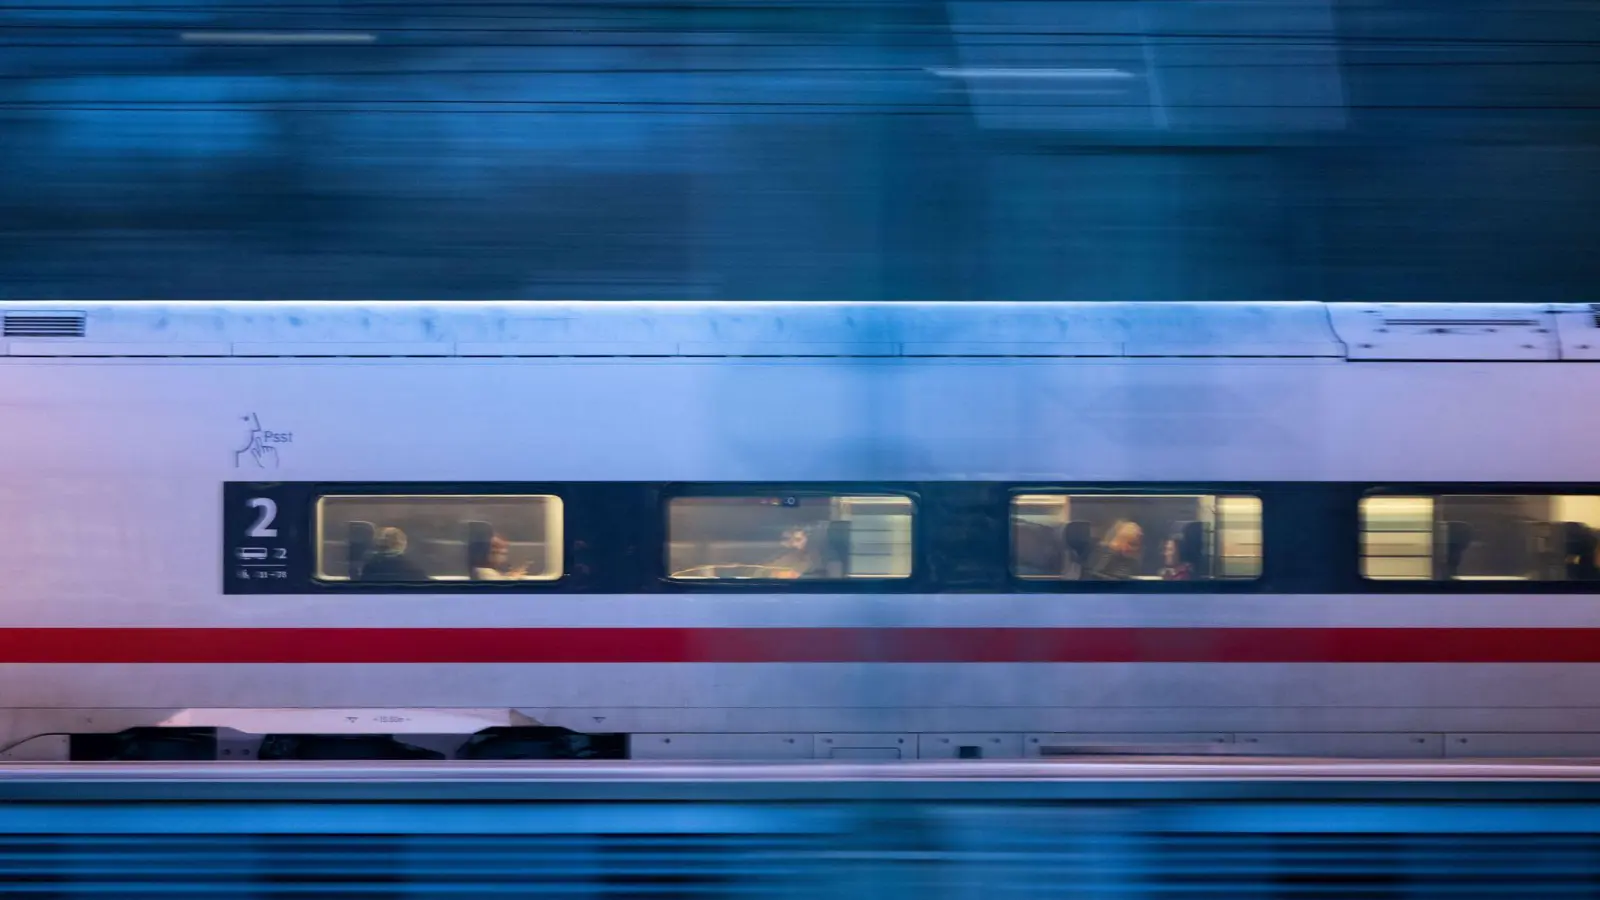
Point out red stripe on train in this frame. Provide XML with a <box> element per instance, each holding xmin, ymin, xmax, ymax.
<box><xmin>0</xmin><ymin>628</ymin><xmax>1594</xmax><ymax>663</ymax></box>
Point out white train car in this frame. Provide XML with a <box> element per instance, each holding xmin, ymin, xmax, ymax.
<box><xmin>0</xmin><ymin>300</ymin><xmax>1596</xmax><ymax>761</ymax></box>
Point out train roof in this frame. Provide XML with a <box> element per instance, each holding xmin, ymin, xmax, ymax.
<box><xmin>0</xmin><ymin>301</ymin><xmax>1594</xmax><ymax>361</ymax></box>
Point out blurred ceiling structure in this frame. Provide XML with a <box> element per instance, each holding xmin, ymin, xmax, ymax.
<box><xmin>0</xmin><ymin>0</ymin><xmax>1596</xmax><ymax>301</ymax></box>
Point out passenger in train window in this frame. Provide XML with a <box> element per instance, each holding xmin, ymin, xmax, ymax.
<box><xmin>1159</xmin><ymin>535</ymin><xmax>1193</xmax><ymax>581</ymax></box>
<box><xmin>1086</xmin><ymin>521</ymin><xmax>1143</xmax><ymax>581</ymax></box>
<box><xmin>1059</xmin><ymin>530</ymin><xmax>1086</xmax><ymax>581</ymax></box>
<box><xmin>359</xmin><ymin>527</ymin><xmax>430</xmax><ymax>582</ymax></box>
<box><xmin>666</xmin><ymin>494</ymin><xmax>912</xmax><ymax>581</ymax></box>
<box><xmin>1362</xmin><ymin>495</ymin><xmax>1600</xmax><ymax>582</ymax></box>
<box><xmin>1569</xmin><ymin>525</ymin><xmax>1599</xmax><ymax>581</ymax></box>
<box><xmin>764</xmin><ymin>526</ymin><xmax>820</xmax><ymax>580</ymax></box>
<box><xmin>315</xmin><ymin>494</ymin><xmax>563</xmax><ymax>583</ymax></box>
<box><xmin>472</xmin><ymin>535</ymin><xmax>529</xmax><ymax>582</ymax></box>
<box><xmin>1012</xmin><ymin>494</ymin><xmax>1259</xmax><ymax>583</ymax></box>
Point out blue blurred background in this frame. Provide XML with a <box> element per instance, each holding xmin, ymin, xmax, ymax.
<box><xmin>0</xmin><ymin>0</ymin><xmax>1595</xmax><ymax>302</ymax></box>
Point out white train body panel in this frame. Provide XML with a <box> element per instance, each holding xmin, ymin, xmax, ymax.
<box><xmin>0</xmin><ymin>301</ymin><xmax>1596</xmax><ymax>758</ymax></box>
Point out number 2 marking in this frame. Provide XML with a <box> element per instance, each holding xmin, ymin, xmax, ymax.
<box><xmin>247</xmin><ymin>497</ymin><xmax>279</xmax><ymax>538</ymax></box>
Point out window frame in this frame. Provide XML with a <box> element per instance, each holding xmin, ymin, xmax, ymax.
<box><xmin>658</xmin><ymin>483</ymin><xmax>924</xmax><ymax>591</ymax></box>
<box><xmin>1357</xmin><ymin>484</ymin><xmax>1600</xmax><ymax>591</ymax></box>
<box><xmin>226</xmin><ymin>480</ymin><xmax>1600</xmax><ymax>597</ymax></box>
<box><xmin>307</xmin><ymin>484</ymin><xmax>575</xmax><ymax>591</ymax></box>
<box><xmin>1005</xmin><ymin>485</ymin><xmax>1269</xmax><ymax>593</ymax></box>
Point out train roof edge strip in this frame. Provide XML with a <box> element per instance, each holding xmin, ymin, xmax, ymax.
<box><xmin>0</xmin><ymin>301</ymin><xmax>1592</xmax><ymax>360</ymax></box>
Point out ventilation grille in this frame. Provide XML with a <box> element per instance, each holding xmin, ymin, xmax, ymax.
<box><xmin>3</xmin><ymin>311</ymin><xmax>85</xmax><ymax>338</ymax></box>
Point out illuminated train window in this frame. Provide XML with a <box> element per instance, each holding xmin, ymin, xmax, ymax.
<box><xmin>316</xmin><ymin>495</ymin><xmax>564</xmax><ymax>583</ymax></box>
<box><xmin>1361</xmin><ymin>494</ymin><xmax>1600</xmax><ymax>581</ymax></box>
<box><xmin>667</xmin><ymin>494</ymin><xmax>914</xmax><ymax>581</ymax></box>
<box><xmin>1011</xmin><ymin>493</ymin><xmax>1262</xmax><ymax>582</ymax></box>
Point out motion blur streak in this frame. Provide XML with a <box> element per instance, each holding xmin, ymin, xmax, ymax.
<box><xmin>179</xmin><ymin>32</ymin><xmax>380</xmax><ymax>44</ymax></box>
<box><xmin>0</xmin><ymin>0</ymin><xmax>1597</xmax><ymax>301</ymax></box>
<box><xmin>2</xmin><ymin>762</ymin><xmax>1600</xmax><ymax>896</ymax></box>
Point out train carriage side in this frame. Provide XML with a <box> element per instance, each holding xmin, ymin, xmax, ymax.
<box><xmin>0</xmin><ymin>301</ymin><xmax>1595</xmax><ymax>761</ymax></box>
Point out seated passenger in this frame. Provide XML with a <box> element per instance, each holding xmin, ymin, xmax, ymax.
<box><xmin>1570</xmin><ymin>525</ymin><xmax>1600</xmax><ymax>581</ymax></box>
<box><xmin>1159</xmin><ymin>536</ymin><xmax>1193</xmax><ymax>581</ymax></box>
<box><xmin>1086</xmin><ymin>521</ymin><xmax>1143</xmax><ymax>581</ymax></box>
<box><xmin>1011</xmin><ymin>521</ymin><xmax>1059</xmax><ymax>578</ymax></box>
<box><xmin>765</xmin><ymin>526</ymin><xmax>819</xmax><ymax>579</ymax></box>
<box><xmin>1061</xmin><ymin>521</ymin><xmax>1092</xmax><ymax>581</ymax></box>
<box><xmin>359</xmin><ymin>526</ymin><xmax>429</xmax><ymax>582</ymax></box>
<box><xmin>472</xmin><ymin>535</ymin><xmax>528</xmax><ymax>581</ymax></box>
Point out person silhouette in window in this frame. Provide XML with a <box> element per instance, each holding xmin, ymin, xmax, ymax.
<box><xmin>472</xmin><ymin>534</ymin><xmax>529</xmax><ymax>581</ymax></box>
<box><xmin>1159</xmin><ymin>535</ymin><xmax>1194</xmax><ymax>581</ymax></box>
<box><xmin>1087</xmin><ymin>520</ymin><xmax>1144</xmax><ymax>581</ymax></box>
<box><xmin>765</xmin><ymin>526</ymin><xmax>819</xmax><ymax>579</ymax></box>
<box><xmin>359</xmin><ymin>527</ymin><xmax>428</xmax><ymax>582</ymax></box>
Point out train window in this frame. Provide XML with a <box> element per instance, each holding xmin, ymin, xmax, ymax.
<box><xmin>1011</xmin><ymin>493</ymin><xmax>1262</xmax><ymax>582</ymax></box>
<box><xmin>1361</xmin><ymin>494</ymin><xmax>1600</xmax><ymax>581</ymax></box>
<box><xmin>667</xmin><ymin>494</ymin><xmax>914</xmax><ymax>581</ymax></box>
<box><xmin>315</xmin><ymin>494</ymin><xmax>563</xmax><ymax>583</ymax></box>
